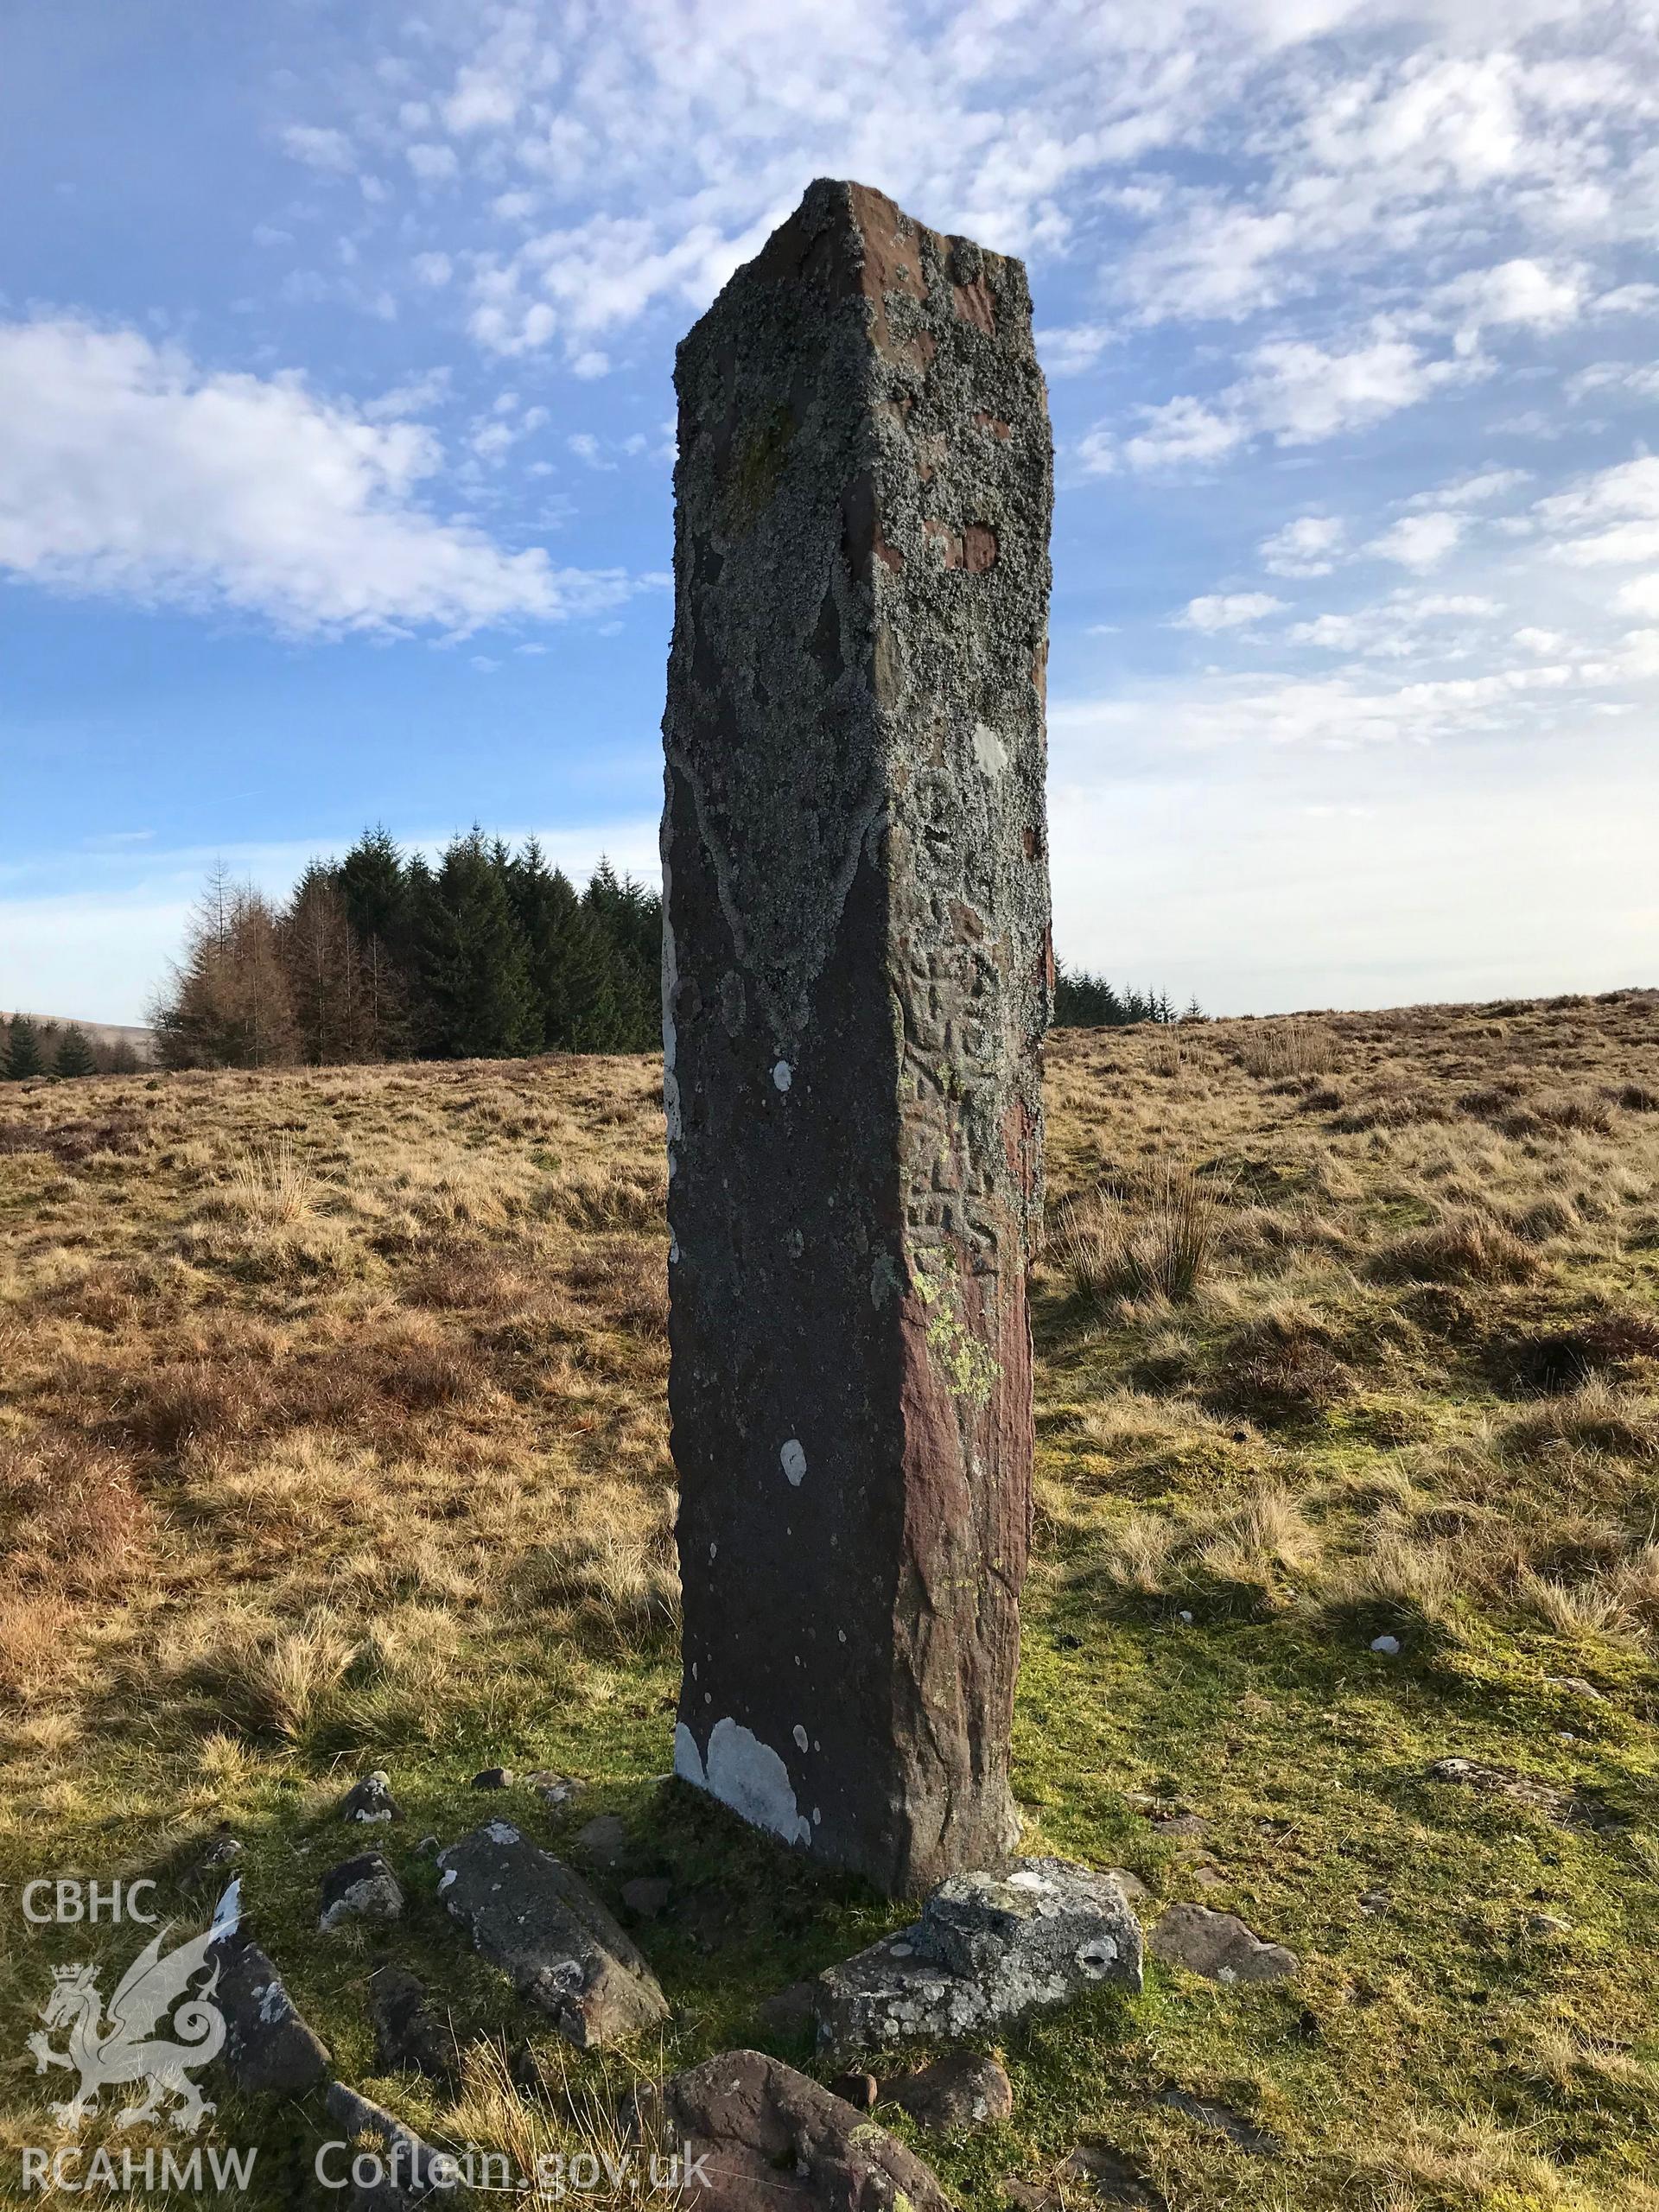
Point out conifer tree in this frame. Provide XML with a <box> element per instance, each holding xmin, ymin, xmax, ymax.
<box><xmin>583</xmin><ymin>858</ymin><xmax>663</xmax><ymax>1050</ymax></box>
<box><xmin>53</xmin><ymin>1026</ymin><xmax>97</xmax><ymax>1078</ymax></box>
<box><xmin>4</xmin><ymin>1016</ymin><xmax>45</xmax><ymax>1079</ymax></box>
<box><xmin>508</xmin><ymin>841</ymin><xmax>624</xmax><ymax>1052</ymax></box>
<box><xmin>414</xmin><ymin>831</ymin><xmax>539</xmax><ymax>1058</ymax></box>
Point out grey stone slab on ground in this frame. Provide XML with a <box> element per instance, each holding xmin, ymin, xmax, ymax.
<box><xmin>633</xmin><ymin>2048</ymin><xmax>953</xmax><ymax>2212</ymax></box>
<box><xmin>816</xmin><ymin>1859</ymin><xmax>1141</xmax><ymax>2058</ymax></box>
<box><xmin>326</xmin><ymin>2080</ymin><xmax>458</xmax><ymax>2201</ymax></box>
<box><xmin>319</xmin><ymin>1852</ymin><xmax>404</xmax><ymax>1932</ymax></box>
<box><xmin>211</xmin><ymin>1928</ymin><xmax>330</xmax><ymax>2095</ymax></box>
<box><xmin>436</xmin><ymin>1821</ymin><xmax>668</xmax><ymax>2047</ymax></box>
<box><xmin>1147</xmin><ymin>1905</ymin><xmax>1299</xmax><ymax>1986</ymax></box>
<box><xmin>663</xmin><ymin>177</ymin><xmax>1052</xmax><ymax>1899</ymax></box>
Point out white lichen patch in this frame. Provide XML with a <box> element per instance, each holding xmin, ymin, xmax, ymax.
<box><xmin>780</xmin><ymin>1438</ymin><xmax>807</xmax><ymax>1485</ymax></box>
<box><xmin>792</xmin><ymin>1724</ymin><xmax>809</xmax><ymax>1751</ymax></box>
<box><xmin>972</xmin><ymin>720</ymin><xmax>1007</xmax><ymax>777</ymax></box>
<box><xmin>674</xmin><ymin>1718</ymin><xmax>810</xmax><ymax>1847</ymax></box>
<box><xmin>772</xmin><ymin>1058</ymin><xmax>793</xmax><ymax>1092</ymax></box>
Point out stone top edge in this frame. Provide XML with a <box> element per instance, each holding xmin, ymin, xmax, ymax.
<box><xmin>681</xmin><ymin>174</ymin><xmax>1032</xmax><ymax>346</ymax></box>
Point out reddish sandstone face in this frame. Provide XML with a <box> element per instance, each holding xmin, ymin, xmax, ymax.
<box><xmin>663</xmin><ymin>177</ymin><xmax>1052</xmax><ymax>1897</ymax></box>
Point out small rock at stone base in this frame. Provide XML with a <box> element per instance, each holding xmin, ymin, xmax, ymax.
<box><xmin>320</xmin><ymin>1853</ymin><xmax>404</xmax><ymax>1933</ymax></box>
<box><xmin>471</xmin><ymin>1766</ymin><xmax>513</xmax><ymax>1789</ymax></box>
<box><xmin>576</xmin><ymin>1812</ymin><xmax>631</xmax><ymax>1867</ymax></box>
<box><xmin>370</xmin><ymin>1965</ymin><xmax>458</xmax><ymax>2087</ymax></box>
<box><xmin>1148</xmin><ymin>1904</ymin><xmax>1299</xmax><ymax>1986</ymax></box>
<box><xmin>830</xmin><ymin>2071</ymin><xmax>878</xmax><ymax>2111</ymax></box>
<box><xmin>340</xmin><ymin>1770</ymin><xmax>402</xmax><ymax>1825</ymax></box>
<box><xmin>211</xmin><ymin>1927</ymin><xmax>331</xmax><ymax>2095</ymax></box>
<box><xmin>1357</xmin><ymin>1891</ymin><xmax>1390</xmax><ymax>1916</ymax></box>
<box><xmin>1527</xmin><ymin>1912</ymin><xmax>1571</xmax><ymax>1935</ymax></box>
<box><xmin>1104</xmin><ymin>1868</ymin><xmax>1151</xmax><ymax>1907</ymax></box>
<box><xmin>1191</xmin><ymin>1866</ymin><xmax>1227</xmax><ymax>1891</ymax></box>
<box><xmin>631</xmin><ymin>2049</ymin><xmax>952</xmax><ymax>2212</ymax></box>
<box><xmin>1370</xmin><ymin>1635</ymin><xmax>1402</xmax><ymax>1656</ymax></box>
<box><xmin>529</xmin><ymin>1772</ymin><xmax>585</xmax><ymax>1808</ymax></box>
<box><xmin>816</xmin><ymin>1859</ymin><xmax>1142</xmax><ymax>2061</ymax></box>
<box><xmin>880</xmin><ymin>2051</ymin><xmax>1013</xmax><ymax>2135</ymax></box>
<box><xmin>436</xmin><ymin>1822</ymin><xmax>668</xmax><ymax>2048</ymax></box>
<box><xmin>621</xmin><ymin>1876</ymin><xmax>672</xmax><ymax>1920</ymax></box>
<box><xmin>1545</xmin><ymin>1676</ymin><xmax>1604</xmax><ymax>1700</ymax></box>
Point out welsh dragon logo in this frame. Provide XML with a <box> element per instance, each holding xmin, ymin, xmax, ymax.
<box><xmin>28</xmin><ymin>1882</ymin><xmax>240</xmax><ymax>2135</ymax></box>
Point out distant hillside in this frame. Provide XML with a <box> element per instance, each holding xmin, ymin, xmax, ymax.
<box><xmin>2</xmin><ymin>1014</ymin><xmax>155</xmax><ymax>1060</ymax></box>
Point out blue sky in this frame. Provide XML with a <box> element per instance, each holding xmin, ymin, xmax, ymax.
<box><xmin>3</xmin><ymin>0</ymin><xmax>1656</xmax><ymax>1022</ymax></box>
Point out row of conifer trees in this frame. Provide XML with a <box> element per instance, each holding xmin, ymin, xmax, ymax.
<box><xmin>1</xmin><ymin>1017</ymin><xmax>131</xmax><ymax>1080</ymax></box>
<box><xmin>150</xmin><ymin>829</ymin><xmax>662</xmax><ymax>1070</ymax></box>
<box><xmin>139</xmin><ymin>829</ymin><xmax>1195</xmax><ymax>1071</ymax></box>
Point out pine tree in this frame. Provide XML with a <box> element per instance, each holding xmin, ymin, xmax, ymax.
<box><xmin>509</xmin><ymin>841</ymin><xmax>625</xmax><ymax>1052</ymax></box>
<box><xmin>4</xmin><ymin>1016</ymin><xmax>45</xmax><ymax>1079</ymax></box>
<box><xmin>337</xmin><ymin>826</ymin><xmax>409</xmax><ymax>946</ymax></box>
<box><xmin>415</xmin><ymin>830</ymin><xmax>539</xmax><ymax>1058</ymax></box>
<box><xmin>53</xmin><ymin>1026</ymin><xmax>97</xmax><ymax>1078</ymax></box>
<box><xmin>583</xmin><ymin>858</ymin><xmax>662</xmax><ymax>1050</ymax></box>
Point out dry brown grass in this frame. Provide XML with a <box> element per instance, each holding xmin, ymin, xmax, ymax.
<box><xmin>0</xmin><ymin>1052</ymin><xmax>671</xmax><ymax>1752</ymax></box>
<box><xmin>3</xmin><ymin>989</ymin><xmax>1657</xmax><ymax>1767</ymax></box>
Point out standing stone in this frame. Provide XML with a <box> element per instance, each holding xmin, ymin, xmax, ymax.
<box><xmin>662</xmin><ymin>178</ymin><xmax>1052</xmax><ymax>1897</ymax></box>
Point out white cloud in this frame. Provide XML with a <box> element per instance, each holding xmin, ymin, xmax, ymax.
<box><xmin>407</xmin><ymin>143</ymin><xmax>460</xmax><ymax>182</ymax></box>
<box><xmin>1514</xmin><ymin>625</ymin><xmax>1566</xmax><ymax>652</ymax></box>
<box><xmin>1261</xmin><ymin>514</ymin><xmax>1344</xmax><ymax>576</ymax></box>
<box><xmin>1368</xmin><ymin>511</ymin><xmax>1467</xmax><ymax>570</ymax></box>
<box><xmin>1433</xmin><ymin>257</ymin><xmax>1585</xmax><ymax>331</ymax></box>
<box><xmin>1178</xmin><ymin>592</ymin><xmax>1286</xmax><ymax>632</ymax></box>
<box><xmin>1122</xmin><ymin>397</ymin><xmax>1243</xmax><ymax>471</ymax></box>
<box><xmin>1038</xmin><ymin>323</ymin><xmax>1116</xmax><ymax>377</ymax></box>
<box><xmin>281</xmin><ymin>124</ymin><xmax>354</xmax><ymax>174</ymax></box>
<box><xmin>1244</xmin><ymin>334</ymin><xmax>1476</xmax><ymax>446</ymax></box>
<box><xmin>1592</xmin><ymin>283</ymin><xmax>1659</xmax><ymax>317</ymax></box>
<box><xmin>1404</xmin><ymin>467</ymin><xmax>1529</xmax><ymax>509</ymax></box>
<box><xmin>412</xmin><ymin>251</ymin><xmax>454</xmax><ymax>288</ymax></box>
<box><xmin>1535</xmin><ymin>456</ymin><xmax>1659</xmax><ymax>568</ymax></box>
<box><xmin>0</xmin><ymin>316</ymin><xmax>640</xmax><ymax>636</ymax></box>
<box><xmin>1615</xmin><ymin>575</ymin><xmax>1659</xmax><ymax>620</ymax></box>
<box><xmin>1566</xmin><ymin>359</ymin><xmax>1659</xmax><ymax>403</ymax></box>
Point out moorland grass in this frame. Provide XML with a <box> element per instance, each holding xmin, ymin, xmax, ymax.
<box><xmin>1</xmin><ymin>995</ymin><xmax>1657</xmax><ymax>2206</ymax></box>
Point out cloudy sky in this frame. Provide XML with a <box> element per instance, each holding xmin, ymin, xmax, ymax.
<box><xmin>3</xmin><ymin>0</ymin><xmax>1656</xmax><ymax>1021</ymax></box>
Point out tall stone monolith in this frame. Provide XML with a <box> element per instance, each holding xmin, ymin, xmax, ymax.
<box><xmin>662</xmin><ymin>178</ymin><xmax>1052</xmax><ymax>1898</ymax></box>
